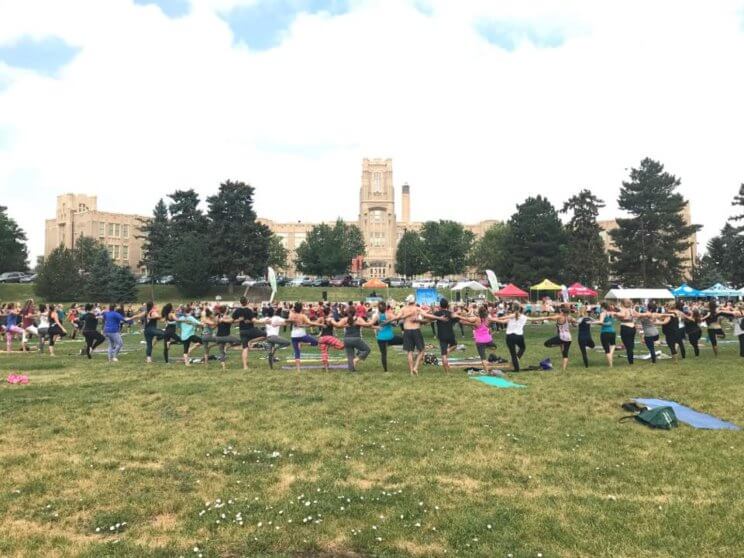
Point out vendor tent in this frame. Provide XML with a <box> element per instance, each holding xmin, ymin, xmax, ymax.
<box><xmin>530</xmin><ymin>278</ymin><xmax>562</xmax><ymax>291</ymax></box>
<box><xmin>362</xmin><ymin>278</ymin><xmax>387</xmax><ymax>289</ymax></box>
<box><xmin>672</xmin><ymin>283</ymin><xmax>703</xmax><ymax>298</ymax></box>
<box><xmin>451</xmin><ymin>280</ymin><xmax>487</xmax><ymax>291</ymax></box>
<box><xmin>567</xmin><ymin>282</ymin><xmax>598</xmax><ymax>298</ymax></box>
<box><xmin>604</xmin><ymin>288</ymin><xmax>675</xmax><ymax>300</ymax></box>
<box><xmin>700</xmin><ymin>283</ymin><xmax>742</xmax><ymax>297</ymax></box>
<box><xmin>494</xmin><ymin>283</ymin><xmax>528</xmax><ymax>298</ymax></box>
<box><xmin>415</xmin><ymin>288</ymin><xmax>439</xmax><ymax>306</ymax></box>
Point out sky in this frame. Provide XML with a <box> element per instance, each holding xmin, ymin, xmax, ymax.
<box><xmin>1</xmin><ymin>0</ymin><xmax>744</xmax><ymax>263</ymax></box>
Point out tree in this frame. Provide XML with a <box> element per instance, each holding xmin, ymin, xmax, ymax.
<box><xmin>34</xmin><ymin>246</ymin><xmax>80</xmax><ymax>301</ymax></box>
<box><xmin>732</xmin><ymin>183</ymin><xmax>744</xmax><ymax>227</ymax></box>
<box><xmin>690</xmin><ymin>255</ymin><xmax>726</xmax><ymax>288</ymax></box>
<box><xmin>295</xmin><ymin>219</ymin><xmax>366</xmax><ymax>277</ymax></box>
<box><xmin>561</xmin><ymin>189</ymin><xmax>609</xmax><ymax>289</ymax></box>
<box><xmin>85</xmin><ymin>248</ymin><xmax>115</xmax><ymax>301</ymax></box>
<box><xmin>168</xmin><ymin>189</ymin><xmax>208</xmax><ymax>235</ymax></box>
<box><xmin>468</xmin><ymin>223</ymin><xmax>511</xmax><ymax>278</ymax></box>
<box><xmin>420</xmin><ymin>220</ymin><xmax>474</xmax><ymax>278</ymax></box>
<box><xmin>395</xmin><ymin>229</ymin><xmax>428</xmax><ymax>277</ymax></box>
<box><xmin>73</xmin><ymin>236</ymin><xmax>108</xmax><ymax>275</ymax></box>
<box><xmin>610</xmin><ymin>158</ymin><xmax>701</xmax><ymax>286</ymax></box>
<box><xmin>0</xmin><ymin>206</ymin><xmax>29</xmax><ymax>272</ymax></box>
<box><xmin>138</xmin><ymin>199</ymin><xmax>171</xmax><ymax>278</ymax></box>
<box><xmin>267</xmin><ymin>235</ymin><xmax>289</xmax><ymax>272</ymax></box>
<box><xmin>207</xmin><ymin>181</ymin><xmax>271</xmax><ymax>285</ymax></box>
<box><xmin>172</xmin><ymin>234</ymin><xmax>212</xmax><ymax>297</ymax></box>
<box><xmin>702</xmin><ymin>223</ymin><xmax>744</xmax><ymax>288</ymax></box>
<box><xmin>504</xmin><ymin>196</ymin><xmax>567</xmax><ymax>286</ymax></box>
<box><xmin>108</xmin><ymin>265</ymin><xmax>137</xmax><ymax>303</ymax></box>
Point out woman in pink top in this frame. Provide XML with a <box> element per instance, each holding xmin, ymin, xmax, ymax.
<box><xmin>460</xmin><ymin>304</ymin><xmax>500</xmax><ymax>372</ymax></box>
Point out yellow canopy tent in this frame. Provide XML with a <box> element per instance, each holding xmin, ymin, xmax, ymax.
<box><xmin>530</xmin><ymin>278</ymin><xmax>562</xmax><ymax>291</ymax></box>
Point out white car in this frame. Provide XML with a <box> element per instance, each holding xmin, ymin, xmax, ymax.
<box><xmin>436</xmin><ymin>279</ymin><xmax>453</xmax><ymax>289</ymax></box>
<box><xmin>241</xmin><ymin>277</ymin><xmax>257</xmax><ymax>287</ymax></box>
<box><xmin>289</xmin><ymin>276</ymin><xmax>306</xmax><ymax>287</ymax></box>
<box><xmin>412</xmin><ymin>279</ymin><xmax>435</xmax><ymax>288</ymax></box>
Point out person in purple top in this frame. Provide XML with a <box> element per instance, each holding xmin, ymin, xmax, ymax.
<box><xmin>102</xmin><ymin>304</ymin><xmax>139</xmax><ymax>362</ymax></box>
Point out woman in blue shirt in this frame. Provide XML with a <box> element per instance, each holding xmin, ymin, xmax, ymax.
<box><xmin>102</xmin><ymin>304</ymin><xmax>137</xmax><ymax>362</ymax></box>
<box><xmin>368</xmin><ymin>301</ymin><xmax>403</xmax><ymax>372</ymax></box>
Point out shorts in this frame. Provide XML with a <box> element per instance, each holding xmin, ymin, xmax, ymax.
<box><xmin>438</xmin><ymin>337</ymin><xmax>457</xmax><ymax>356</ymax></box>
<box><xmin>402</xmin><ymin>329</ymin><xmax>425</xmax><ymax>353</ymax></box>
<box><xmin>240</xmin><ymin>327</ymin><xmax>266</xmax><ymax>348</ymax></box>
<box><xmin>600</xmin><ymin>332</ymin><xmax>616</xmax><ymax>353</ymax></box>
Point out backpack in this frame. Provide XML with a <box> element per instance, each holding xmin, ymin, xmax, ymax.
<box><xmin>620</xmin><ymin>404</ymin><xmax>678</xmax><ymax>430</ymax></box>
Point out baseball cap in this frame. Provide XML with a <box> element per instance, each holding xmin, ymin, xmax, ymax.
<box><xmin>405</xmin><ymin>294</ymin><xmax>415</xmax><ymax>304</ymax></box>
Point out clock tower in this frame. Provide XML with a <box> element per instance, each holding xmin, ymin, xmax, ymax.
<box><xmin>359</xmin><ymin>158</ymin><xmax>397</xmax><ymax>278</ymax></box>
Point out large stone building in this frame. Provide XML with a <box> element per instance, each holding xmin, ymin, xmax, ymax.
<box><xmin>44</xmin><ymin>194</ymin><xmax>147</xmax><ymax>273</ymax></box>
<box><xmin>260</xmin><ymin>158</ymin><xmax>498</xmax><ymax>278</ymax></box>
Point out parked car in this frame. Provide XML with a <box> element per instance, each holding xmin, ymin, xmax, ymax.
<box><xmin>389</xmin><ymin>277</ymin><xmax>407</xmax><ymax>288</ymax></box>
<box><xmin>19</xmin><ymin>273</ymin><xmax>37</xmax><ymax>284</ymax></box>
<box><xmin>330</xmin><ymin>275</ymin><xmax>352</xmax><ymax>287</ymax></box>
<box><xmin>158</xmin><ymin>275</ymin><xmax>175</xmax><ymax>285</ymax></box>
<box><xmin>301</xmin><ymin>277</ymin><xmax>315</xmax><ymax>287</ymax></box>
<box><xmin>349</xmin><ymin>278</ymin><xmax>362</xmax><ymax>288</ymax></box>
<box><xmin>241</xmin><ymin>276</ymin><xmax>258</xmax><ymax>287</ymax></box>
<box><xmin>276</xmin><ymin>275</ymin><xmax>289</xmax><ymax>287</ymax></box>
<box><xmin>289</xmin><ymin>276</ymin><xmax>305</xmax><ymax>287</ymax></box>
<box><xmin>245</xmin><ymin>279</ymin><xmax>270</xmax><ymax>288</ymax></box>
<box><xmin>211</xmin><ymin>275</ymin><xmax>231</xmax><ymax>286</ymax></box>
<box><xmin>312</xmin><ymin>277</ymin><xmax>330</xmax><ymax>287</ymax></box>
<box><xmin>0</xmin><ymin>271</ymin><xmax>25</xmax><ymax>283</ymax></box>
<box><xmin>412</xmin><ymin>279</ymin><xmax>435</xmax><ymax>288</ymax></box>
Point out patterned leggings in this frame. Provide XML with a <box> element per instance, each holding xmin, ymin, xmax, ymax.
<box><xmin>319</xmin><ymin>335</ymin><xmax>344</xmax><ymax>365</ymax></box>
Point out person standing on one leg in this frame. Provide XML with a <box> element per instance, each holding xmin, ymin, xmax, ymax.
<box><xmin>429</xmin><ymin>298</ymin><xmax>459</xmax><ymax>373</ymax></box>
<box><xmin>598</xmin><ymin>303</ymin><xmax>619</xmax><ymax>368</ymax></box>
<box><xmin>289</xmin><ymin>302</ymin><xmax>320</xmax><ymax>372</ymax></box>
<box><xmin>233</xmin><ymin>297</ymin><xmax>266</xmax><ymax>370</ymax></box>
<box><xmin>331</xmin><ymin>307</ymin><xmax>372</xmax><ymax>372</ymax></box>
<box><xmin>316</xmin><ymin>307</ymin><xmax>345</xmax><ymax>372</ymax></box>
<box><xmin>493</xmin><ymin>303</ymin><xmax>532</xmax><ymax>372</ymax></box>
<box><xmin>178</xmin><ymin>305</ymin><xmax>203</xmax><ymax>366</ymax></box>
<box><xmin>542</xmin><ymin>306</ymin><xmax>575</xmax><ymax>372</ymax></box>
<box><xmin>257</xmin><ymin>307</ymin><xmax>291</xmax><ymax>370</ymax></box>
<box><xmin>80</xmin><ymin>303</ymin><xmax>106</xmax><ymax>359</ymax></box>
<box><xmin>393</xmin><ymin>295</ymin><xmax>427</xmax><ymax>376</ymax></box>
<box><xmin>369</xmin><ymin>302</ymin><xmax>403</xmax><ymax>372</ymax></box>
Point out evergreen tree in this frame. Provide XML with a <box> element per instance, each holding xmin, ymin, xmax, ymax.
<box><xmin>109</xmin><ymin>265</ymin><xmax>137</xmax><ymax>303</ymax></box>
<box><xmin>267</xmin><ymin>234</ymin><xmax>289</xmax><ymax>272</ymax></box>
<box><xmin>172</xmin><ymin>234</ymin><xmax>212</xmax><ymax>297</ymax></box>
<box><xmin>295</xmin><ymin>219</ymin><xmax>366</xmax><ymax>277</ymax></box>
<box><xmin>395</xmin><ymin>229</ymin><xmax>428</xmax><ymax>277</ymax></box>
<box><xmin>468</xmin><ymin>223</ymin><xmax>511</xmax><ymax>278</ymax></box>
<box><xmin>0</xmin><ymin>205</ymin><xmax>29</xmax><ymax>272</ymax></box>
<box><xmin>420</xmin><ymin>220</ymin><xmax>474</xmax><ymax>278</ymax></box>
<box><xmin>561</xmin><ymin>189</ymin><xmax>608</xmax><ymax>289</ymax></box>
<box><xmin>138</xmin><ymin>199</ymin><xmax>172</xmax><ymax>278</ymax></box>
<box><xmin>85</xmin><ymin>248</ymin><xmax>115</xmax><ymax>301</ymax></box>
<box><xmin>34</xmin><ymin>246</ymin><xmax>80</xmax><ymax>301</ymax></box>
<box><xmin>505</xmin><ymin>196</ymin><xmax>567</xmax><ymax>286</ymax></box>
<box><xmin>690</xmin><ymin>255</ymin><xmax>726</xmax><ymax>289</ymax></box>
<box><xmin>73</xmin><ymin>236</ymin><xmax>108</xmax><ymax>275</ymax></box>
<box><xmin>610</xmin><ymin>158</ymin><xmax>701</xmax><ymax>286</ymax></box>
<box><xmin>168</xmin><ymin>189</ymin><xmax>208</xmax><ymax>235</ymax></box>
<box><xmin>207</xmin><ymin>181</ymin><xmax>271</xmax><ymax>284</ymax></box>
<box><xmin>732</xmin><ymin>183</ymin><xmax>744</xmax><ymax>228</ymax></box>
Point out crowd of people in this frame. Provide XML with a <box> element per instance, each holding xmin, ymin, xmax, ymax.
<box><xmin>2</xmin><ymin>296</ymin><xmax>743</xmax><ymax>374</ymax></box>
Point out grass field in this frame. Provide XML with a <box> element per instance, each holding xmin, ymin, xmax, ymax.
<box><xmin>0</xmin><ymin>284</ymin><xmax>418</xmax><ymax>305</ymax></box>
<box><xmin>1</xmin><ymin>323</ymin><xmax>743</xmax><ymax>557</ymax></box>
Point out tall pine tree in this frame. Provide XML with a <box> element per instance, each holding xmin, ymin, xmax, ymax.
<box><xmin>85</xmin><ymin>248</ymin><xmax>115</xmax><ymax>301</ymax></box>
<box><xmin>138</xmin><ymin>199</ymin><xmax>172</xmax><ymax>278</ymax></box>
<box><xmin>109</xmin><ymin>265</ymin><xmax>137</xmax><ymax>303</ymax></box>
<box><xmin>610</xmin><ymin>158</ymin><xmax>700</xmax><ymax>286</ymax></box>
<box><xmin>505</xmin><ymin>196</ymin><xmax>567</xmax><ymax>286</ymax></box>
<box><xmin>0</xmin><ymin>206</ymin><xmax>29</xmax><ymax>272</ymax></box>
<box><xmin>561</xmin><ymin>189</ymin><xmax>608</xmax><ymax>289</ymax></box>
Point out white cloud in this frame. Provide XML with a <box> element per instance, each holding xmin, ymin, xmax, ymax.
<box><xmin>1</xmin><ymin>0</ymin><xmax>744</xmax><ymax>263</ymax></box>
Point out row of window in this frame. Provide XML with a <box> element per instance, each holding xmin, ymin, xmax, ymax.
<box><xmin>98</xmin><ymin>222</ymin><xmax>130</xmax><ymax>239</ymax></box>
<box><xmin>107</xmin><ymin>244</ymin><xmax>129</xmax><ymax>261</ymax></box>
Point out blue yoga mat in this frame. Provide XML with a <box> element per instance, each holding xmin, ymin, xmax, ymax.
<box><xmin>634</xmin><ymin>398</ymin><xmax>741</xmax><ymax>431</ymax></box>
<box><xmin>471</xmin><ymin>376</ymin><xmax>526</xmax><ymax>389</ymax></box>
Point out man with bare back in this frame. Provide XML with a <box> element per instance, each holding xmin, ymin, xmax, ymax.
<box><xmin>395</xmin><ymin>294</ymin><xmax>426</xmax><ymax>376</ymax></box>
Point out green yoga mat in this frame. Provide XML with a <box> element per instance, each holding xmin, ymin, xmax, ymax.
<box><xmin>471</xmin><ymin>376</ymin><xmax>526</xmax><ymax>389</ymax></box>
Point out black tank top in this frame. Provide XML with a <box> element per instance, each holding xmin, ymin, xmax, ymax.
<box><xmin>146</xmin><ymin>316</ymin><xmax>158</xmax><ymax>329</ymax></box>
<box><xmin>578</xmin><ymin>317</ymin><xmax>591</xmax><ymax>339</ymax></box>
<box><xmin>662</xmin><ymin>316</ymin><xmax>679</xmax><ymax>337</ymax></box>
<box><xmin>345</xmin><ymin>324</ymin><xmax>361</xmax><ymax>338</ymax></box>
<box><xmin>320</xmin><ymin>321</ymin><xmax>334</xmax><ymax>336</ymax></box>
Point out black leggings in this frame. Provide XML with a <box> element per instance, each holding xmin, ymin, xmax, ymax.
<box><xmin>664</xmin><ymin>334</ymin><xmax>686</xmax><ymax>358</ymax></box>
<box><xmin>708</xmin><ymin>328</ymin><xmax>724</xmax><ymax>346</ymax></box>
<box><xmin>687</xmin><ymin>328</ymin><xmax>702</xmax><ymax>356</ymax></box>
<box><xmin>544</xmin><ymin>336</ymin><xmax>571</xmax><ymax>358</ymax></box>
<box><xmin>600</xmin><ymin>332</ymin><xmax>616</xmax><ymax>354</ymax></box>
<box><xmin>144</xmin><ymin>326</ymin><xmax>165</xmax><ymax>358</ymax></box>
<box><xmin>578</xmin><ymin>336</ymin><xmax>595</xmax><ymax>368</ymax></box>
<box><xmin>47</xmin><ymin>323</ymin><xmax>66</xmax><ymax>346</ymax></box>
<box><xmin>620</xmin><ymin>325</ymin><xmax>636</xmax><ymax>364</ymax></box>
<box><xmin>739</xmin><ymin>334</ymin><xmax>744</xmax><ymax>358</ymax></box>
<box><xmin>162</xmin><ymin>325</ymin><xmax>181</xmax><ymax>363</ymax></box>
<box><xmin>83</xmin><ymin>330</ymin><xmax>105</xmax><ymax>358</ymax></box>
<box><xmin>505</xmin><ymin>333</ymin><xmax>525</xmax><ymax>371</ymax></box>
<box><xmin>182</xmin><ymin>335</ymin><xmax>202</xmax><ymax>354</ymax></box>
<box><xmin>377</xmin><ymin>335</ymin><xmax>403</xmax><ymax>372</ymax></box>
<box><xmin>643</xmin><ymin>334</ymin><xmax>659</xmax><ymax>363</ymax></box>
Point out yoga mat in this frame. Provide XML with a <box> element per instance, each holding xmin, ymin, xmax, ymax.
<box><xmin>471</xmin><ymin>376</ymin><xmax>526</xmax><ymax>389</ymax></box>
<box><xmin>634</xmin><ymin>398</ymin><xmax>741</xmax><ymax>431</ymax></box>
<box><xmin>281</xmin><ymin>364</ymin><xmax>349</xmax><ymax>370</ymax></box>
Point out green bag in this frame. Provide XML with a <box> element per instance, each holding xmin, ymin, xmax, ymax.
<box><xmin>621</xmin><ymin>406</ymin><xmax>678</xmax><ymax>430</ymax></box>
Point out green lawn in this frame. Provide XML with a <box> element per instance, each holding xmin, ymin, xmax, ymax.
<box><xmin>1</xmin><ymin>324</ymin><xmax>743</xmax><ymax>557</ymax></box>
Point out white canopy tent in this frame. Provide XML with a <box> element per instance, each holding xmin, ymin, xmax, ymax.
<box><xmin>451</xmin><ymin>280</ymin><xmax>487</xmax><ymax>291</ymax></box>
<box><xmin>603</xmin><ymin>288</ymin><xmax>675</xmax><ymax>300</ymax></box>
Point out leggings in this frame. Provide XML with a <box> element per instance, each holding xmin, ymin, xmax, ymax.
<box><xmin>578</xmin><ymin>336</ymin><xmax>595</xmax><ymax>368</ymax></box>
<box><xmin>600</xmin><ymin>331</ymin><xmax>616</xmax><ymax>354</ymax></box>
<box><xmin>105</xmin><ymin>332</ymin><xmax>124</xmax><ymax>360</ymax></box>
<box><xmin>5</xmin><ymin>325</ymin><xmax>24</xmax><ymax>342</ymax></box>
<box><xmin>505</xmin><ymin>333</ymin><xmax>525</xmax><ymax>371</ymax></box>
<box><xmin>664</xmin><ymin>334</ymin><xmax>686</xmax><ymax>358</ymax></box>
<box><xmin>214</xmin><ymin>335</ymin><xmax>240</xmax><ymax>361</ymax></box>
<box><xmin>83</xmin><ymin>330</ymin><xmax>106</xmax><ymax>358</ymax></box>
<box><xmin>319</xmin><ymin>335</ymin><xmax>344</xmax><ymax>365</ymax></box>
<box><xmin>620</xmin><ymin>325</ymin><xmax>636</xmax><ymax>364</ymax></box>
<box><xmin>739</xmin><ymin>334</ymin><xmax>744</xmax><ymax>358</ymax></box>
<box><xmin>708</xmin><ymin>328</ymin><xmax>724</xmax><ymax>347</ymax></box>
<box><xmin>266</xmin><ymin>335</ymin><xmax>290</xmax><ymax>352</ymax></box>
<box><xmin>687</xmin><ymin>328</ymin><xmax>702</xmax><ymax>356</ymax></box>
<box><xmin>291</xmin><ymin>335</ymin><xmax>318</xmax><ymax>360</ymax></box>
<box><xmin>47</xmin><ymin>323</ymin><xmax>66</xmax><ymax>346</ymax></box>
<box><xmin>144</xmin><ymin>326</ymin><xmax>166</xmax><ymax>358</ymax></box>
<box><xmin>343</xmin><ymin>337</ymin><xmax>370</xmax><ymax>371</ymax></box>
<box><xmin>182</xmin><ymin>335</ymin><xmax>202</xmax><ymax>354</ymax></box>
<box><xmin>643</xmin><ymin>334</ymin><xmax>659</xmax><ymax>364</ymax></box>
<box><xmin>377</xmin><ymin>335</ymin><xmax>403</xmax><ymax>371</ymax></box>
<box><xmin>22</xmin><ymin>325</ymin><xmax>38</xmax><ymax>344</ymax></box>
<box><xmin>544</xmin><ymin>336</ymin><xmax>571</xmax><ymax>358</ymax></box>
<box><xmin>162</xmin><ymin>325</ymin><xmax>182</xmax><ymax>363</ymax></box>
<box><xmin>475</xmin><ymin>341</ymin><xmax>496</xmax><ymax>360</ymax></box>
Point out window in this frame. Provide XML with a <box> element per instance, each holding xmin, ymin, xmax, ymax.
<box><xmin>98</xmin><ymin>222</ymin><xmax>105</xmax><ymax>237</ymax></box>
<box><xmin>107</xmin><ymin>223</ymin><xmax>114</xmax><ymax>237</ymax></box>
<box><xmin>122</xmin><ymin>224</ymin><xmax>129</xmax><ymax>239</ymax></box>
<box><xmin>108</xmin><ymin>245</ymin><xmax>114</xmax><ymax>257</ymax></box>
<box><xmin>373</xmin><ymin>172</ymin><xmax>382</xmax><ymax>193</ymax></box>
<box><xmin>122</xmin><ymin>245</ymin><xmax>129</xmax><ymax>261</ymax></box>
<box><xmin>277</xmin><ymin>233</ymin><xmax>288</xmax><ymax>247</ymax></box>
<box><xmin>371</xmin><ymin>209</ymin><xmax>383</xmax><ymax>223</ymax></box>
<box><xmin>113</xmin><ymin>245</ymin><xmax>120</xmax><ymax>259</ymax></box>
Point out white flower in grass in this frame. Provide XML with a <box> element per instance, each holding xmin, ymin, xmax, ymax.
<box><xmin>96</xmin><ymin>528</ymin><xmax>101</xmax><ymax>533</ymax></box>
<box><xmin>487</xmin><ymin>524</ymin><xmax>492</xmax><ymax>529</ymax></box>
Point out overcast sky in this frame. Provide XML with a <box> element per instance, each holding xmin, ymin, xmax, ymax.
<box><xmin>2</xmin><ymin>0</ymin><xmax>744</xmax><ymax>262</ymax></box>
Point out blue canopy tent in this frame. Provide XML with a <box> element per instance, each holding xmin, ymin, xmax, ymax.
<box><xmin>700</xmin><ymin>283</ymin><xmax>742</xmax><ymax>298</ymax></box>
<box><xmin>415</xmin><ymin>288</ymin><xmax>439</xmax><ymax>306</ymax></box>
<box><xmin>672</xmin><ymin>283</ymin><xmax>703</xmax><ymax>298</ymax></box>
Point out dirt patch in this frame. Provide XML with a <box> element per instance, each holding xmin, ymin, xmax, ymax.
<box><xmin>395</xmin><ymin>539</ymin><xmax>447</xmax><ymax>556</ymax></box>
<box><xmin>435</xmin><ymin>475</ymin><xmax>482</xmax><ymax>494</ymax></box>
<box><xmin>151</xmin><ymin>513</ymin><xmax>178</xmax><ymax>530</ymax></box>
